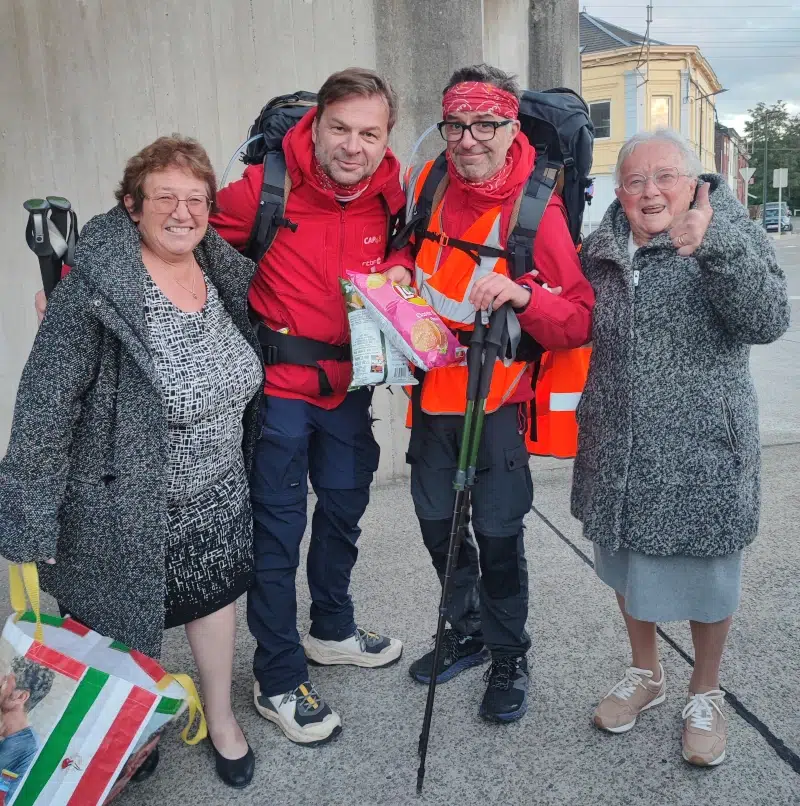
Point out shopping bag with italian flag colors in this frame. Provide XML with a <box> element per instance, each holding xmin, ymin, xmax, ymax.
<box><xmin>0</xmin><ymin>564</ymin><xmax>206</xmax><ymax>806</ymax></box>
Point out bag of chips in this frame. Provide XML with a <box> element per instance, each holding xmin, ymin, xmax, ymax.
<box><xmin>341</xmin><ymin>279</ymin><xmax>417</xmax><ymax>390</ymax></box>
<box><xmin>346</xmin><ymin>272</ymin><xmax>463</xmax><ymax>371</ymax></box>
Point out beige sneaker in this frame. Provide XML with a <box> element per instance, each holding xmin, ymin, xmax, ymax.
<box><xmin>682</xmin><ymin>689</ymin><xmax>727</xmax><ymax>766</ymax></box>
<box><xmin>594</xmin><ymin>664</ymin><xmax>666</xmax><ymax>733</ymax></box>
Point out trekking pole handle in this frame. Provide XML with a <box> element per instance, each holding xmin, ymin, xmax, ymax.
<box><xmin>476</xmin><ymin>304</ymin><xmax>510</xmax><ymax>401</ymax></box>
<box><xmin>465</xmin><ymin>311</ymin><xmax>487</xmax><ymax>403</ymax></box>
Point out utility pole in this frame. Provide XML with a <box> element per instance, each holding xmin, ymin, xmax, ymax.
<box><xmin>762</xmin><ymin>115</ymin><xmax>769</xmax><ymax>230</ymax></box>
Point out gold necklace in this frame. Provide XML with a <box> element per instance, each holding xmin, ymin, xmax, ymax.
<box><xmin>173</xmin><ymin>268</ymin><xmax>198</xmax><ymax>299</ymax></box>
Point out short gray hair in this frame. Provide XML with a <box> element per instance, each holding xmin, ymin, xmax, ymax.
<box><xmin>614</xmin><ymin>128</ymin><xmax>704</xmax><ymax>186</ymax></box>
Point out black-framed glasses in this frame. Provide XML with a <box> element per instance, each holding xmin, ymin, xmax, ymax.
<box><xmin>620</xmin><ymin>168</ymin><xmax>690</xmax><ymax>195</ymax></box>
<box><xmin>143</xmin><ymin>194</ymin><xmax>212</xmax><ymax>215</ymax></box>
<box><xmin>437</xmin><ymin>119</ymin><xmax>514</xmax><ymax>143</ymax></box>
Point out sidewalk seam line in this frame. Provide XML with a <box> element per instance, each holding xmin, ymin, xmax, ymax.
<box><xmin>531</xmin><ymin>505</ymin><xmax>800</xmax><ymax>777</ymax></box>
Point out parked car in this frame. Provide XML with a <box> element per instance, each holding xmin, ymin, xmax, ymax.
<box><xmin>763</xmin><ymin>210</ymin><xmax>794</xmax><ymax>233</ymax></box>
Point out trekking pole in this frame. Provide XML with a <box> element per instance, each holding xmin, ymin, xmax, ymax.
<box><xmin>416</xmin><ymin>304</ymin><xmax>509</xmax><ymax>794</ymax></box>
<box><xmin>24</xmin><ymin>196</ymin><xmax>77</xmax><ymax>298</ymax></box>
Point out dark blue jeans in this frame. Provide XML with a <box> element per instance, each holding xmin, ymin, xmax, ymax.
<box><xmin>247</xmin><ymin>388</ymin><xmax>380</xmax><ymax>697</ymax></box>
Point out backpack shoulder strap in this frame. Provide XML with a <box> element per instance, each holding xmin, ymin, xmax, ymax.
<box><xmin>391</xmin><ymin>154</ymin><xmax>448</xmax><ymax>255</ymax></box>
<box><xmin>245</xmin><ymin>150</ymin><xmax>297</xmax><ymax>264</ymax></box>
<box><xmin>506</xmin><ymin>151</ymin><xmax>562</xmax><ymax>280</ymax></box>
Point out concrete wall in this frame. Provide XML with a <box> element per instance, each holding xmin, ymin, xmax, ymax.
<box><xmin>0</xmin><ymin>0</ymin><xmax>544</xmax><ymax>483</ymax></box>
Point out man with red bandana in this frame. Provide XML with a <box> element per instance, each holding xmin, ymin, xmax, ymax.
<box><xmin>405</xmin><ymin>64</ymin><xmax>594</xmax><ymax>722</ymax></box>
<box><xmin>211</xmin><ymin>68</ymin><xmax>412</xmax><ymax>746</ymax></box>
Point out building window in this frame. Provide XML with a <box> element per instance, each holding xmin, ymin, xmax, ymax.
<box><xmin>651</xmin><ymin>96</ymin><xmax>671</xmax><ymax>129</ymax></box>
<box><xmin>589</xmin><ymin>101</ymin><xmax>611</xmax><ymax>139</ymax></box>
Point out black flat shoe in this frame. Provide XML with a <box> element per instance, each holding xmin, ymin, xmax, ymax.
<box><xmin>209</xmin><ymin>740</ymin><xmax>255</xmax><ymax>789</ymax></box>
<box><xmin>131</xmin><ymin>746</ymin><xmax>160</xmax><ymax>782</ymax></box>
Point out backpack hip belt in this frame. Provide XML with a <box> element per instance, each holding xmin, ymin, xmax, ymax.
<box><xmin>254</xmin><ymin>323</ymin><xmax>351</xmax><ymax>397</ymax></box>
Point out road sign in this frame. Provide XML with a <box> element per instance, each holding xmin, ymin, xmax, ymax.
<box><xmin>773</xmin><ymin>168</ymin><xmax>788</xmax><ymax>189</ymax></box>
<box><xmin>740</xmin><ymin>167</ymin><xmax>756</xmax><ymax>183</ymax></box>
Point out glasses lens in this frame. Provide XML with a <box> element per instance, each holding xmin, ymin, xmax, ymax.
<box><xmin>655</xmin><ymin>170</ymin><xmax>679</xmax><ymax>190</ymax></box>
<box><xmin>150</xmin><ymin>194</ymin><xmax>177</xmax><ymax>213</ymax></box>
<box><xmin>187</xmin><ymin>197</ymin><xmax>210</xmax><ymax>214</ymax></box>
<box><xmin>440</xmin><ymin>123</ymin><xmax>464</xmax><ymax>142</ymax></box>
<box><xmin>624</xmin><ymin>176</ymin><xmax>646</xmax><ymax>194</ymax></box>
<box><xmin>24</xmin><ymin>198</ymin><xmax>49</xmax><ymax>212</ymax></box>
<box><xmin>47</xmin><ymin>196</ymin><xmax>70</xmax><ymax>210</ymax></box>
<box><xmin>471</xmin><ymin>122</ymin><xmax>498</xmax><ymax>141</ymax></box>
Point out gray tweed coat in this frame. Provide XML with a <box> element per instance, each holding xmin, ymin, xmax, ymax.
<box><xmin>0</xmin><ymin>206</ymin><xmax>263</xmax><ymax>657</ymax></box>
<box><xmin>571</xmin><ymin>174</ymin><xmax>790</xmax><ymax>557</ymax></box>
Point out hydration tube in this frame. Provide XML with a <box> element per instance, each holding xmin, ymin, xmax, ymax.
<box><xmin>220</xmin><ymin>134</ymin><xmax>265</xmax><ymax>189</ymax></box>
<box><xmin>404</xmin><ymin>123</ymin><xmax>439</xmax><ymax>177</ymax></box>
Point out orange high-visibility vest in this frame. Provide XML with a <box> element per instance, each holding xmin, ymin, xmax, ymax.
<box><xmin>526</xmin><ymin>345</ymin><xmax>591</xmax><ymax>459</ymax></box>
<box><xmin>407</xmin><ymin>160</ymin><xmax>528</xmax><ymax>416</ymax></box>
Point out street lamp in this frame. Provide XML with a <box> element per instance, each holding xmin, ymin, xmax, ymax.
<box><xmin>697</xmin><ymin>88</ymin><xmax>728</xmax><ymax>168</ymax></box>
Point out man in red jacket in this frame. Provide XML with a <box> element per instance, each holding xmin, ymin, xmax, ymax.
<box><xmin>404</xmin><ymin>64</ymin><xmax>594</xmax><ymax>722</ymax></box>
<box><xmin>212</xmin><ymin>68</ymin><xmax>411</xmax><ymax>746</ymax></box>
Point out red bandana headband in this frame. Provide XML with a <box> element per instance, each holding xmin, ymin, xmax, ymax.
<box><xmin>442</xmin><ymin>81</ymin><xmax>520</xmax><ymax>120</ymax></box>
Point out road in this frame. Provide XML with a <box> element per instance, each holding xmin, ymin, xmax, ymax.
<box><xmin>3</xmin><ymin>236</ymin><xmax>799</xmax><ymax>806</ymax></box>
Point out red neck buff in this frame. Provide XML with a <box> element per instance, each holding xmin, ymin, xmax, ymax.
<box><xmin>312</xmin><ymin>156</ymin><xmax>372</xmax><ymax>202</ymax></box>
<box><xmin>442</xmin><ymin>81</ymin><xmax>521</xmax><ymax>196</ymax></box>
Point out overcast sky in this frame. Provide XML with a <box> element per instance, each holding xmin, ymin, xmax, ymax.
<box><xmin>581</xmin><ymin>0</ymin><xmax>800</xmax><ymax>136</ymax></box>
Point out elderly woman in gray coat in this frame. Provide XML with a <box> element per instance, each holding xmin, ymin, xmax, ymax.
<box><xmin>0</xmin><ymin>136</ymin><xmax>263</xmax><ymax>788</ymax></box>
<box><xmin>572</xmin><ymin>128</ymin><xmax>790</xmax><ymax>767</ymax></box>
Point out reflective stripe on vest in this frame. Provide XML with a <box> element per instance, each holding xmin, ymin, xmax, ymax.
<box><xmin>526</xmin><ymin>346</ymin><xmax>591</xmax><ymax>459</ymax></box>
<box><xmin>407</xmin><ymin>160</ymin><xmax>529</xmax><ymax>416</ymax></box>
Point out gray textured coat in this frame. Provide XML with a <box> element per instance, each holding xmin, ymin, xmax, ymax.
<box><xmin>0</xmin><ymin>206</ymin><xmax>263</xmax><ymax>657</ymax></box>
<box><xmin>571</xmin><ymin>175</ymin><xmax>790</xmax><ymax>557</ymax></box>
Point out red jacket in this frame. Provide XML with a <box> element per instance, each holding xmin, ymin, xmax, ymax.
<box><xmin>211</xmin><ymin>109</ymin><xmax>412</xmax><ymax>409</ymax></box>
<box><xmin>434</xmin><ymin>133</ymin><xmax>594</xmax><ymax>405</ymax></box>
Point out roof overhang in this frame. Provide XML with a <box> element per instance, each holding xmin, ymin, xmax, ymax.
<box><xmin>582</xmin><ymin>45</ymin><xmax>723</xmax><ymax>92</ymax></box>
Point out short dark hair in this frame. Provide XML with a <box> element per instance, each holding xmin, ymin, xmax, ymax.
<box><xmin>316</xmin><ymin>68</ymin><xmax>398</xmax><ymax>132</ymax></box>
<box><xmin>444</xmin><ymin>64</ymin><xmax>521</xmax><ymax>99</ymax></box>
<box><xmin>114</xmin><ymin>135</ymin><xmax>217</xmax><ymax>214</ymax></box>
<box><xmin>11</xmin><ymin>657</ymin><xmax>54</xmax><ymax>712</ymax></box>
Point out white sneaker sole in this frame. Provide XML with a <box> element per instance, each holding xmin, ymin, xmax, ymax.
<box><xmin>253</xmin><ymin>684</ymin><xmax>342</xmax><ymax>745</ymax></box>
<box><xmin>683</xmin><ymin>749</ymin><xmax>726</xmax><ymax>767</ymax></box>
<box><xmin>302</xmin><ymin>635</ymin><xmax>404</xmax><ymax>668</ymax></box>
<box><xmin>596</xmin><ymin>689</ymin><xmax>667</xmax><ymax>734</ymax></box>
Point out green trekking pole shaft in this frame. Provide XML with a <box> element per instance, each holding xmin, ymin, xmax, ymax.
<box><xmin>417</xmin><ymin>311</ymin><xmax>488</xmax><ymax>793</ymax></box>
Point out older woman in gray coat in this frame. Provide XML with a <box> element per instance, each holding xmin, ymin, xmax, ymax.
<box><xmin>0</xmin><ymin>136</ymin><xmax>263</xmax><ymax>787</ymax></box>
<box><xmin>572</xmin><ymin>129</ymin><xmax>790</xmax><ymax>767</ymax></box>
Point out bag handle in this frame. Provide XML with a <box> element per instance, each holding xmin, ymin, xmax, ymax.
<box><xmin>157</xmin><ymin>673</ymin><xmax>208</xmax><ymax>746</ymax></box>
<box><xmin>9</xmin><ymin>563</ymin><xmax>43</xmax><ymax>643</ymax></box>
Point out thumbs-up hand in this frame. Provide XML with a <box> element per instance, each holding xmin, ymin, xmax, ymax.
<box><xmin>669</xmin><ymin>180</ymin><xmax>713</xmax><ymax>256</ymax></box>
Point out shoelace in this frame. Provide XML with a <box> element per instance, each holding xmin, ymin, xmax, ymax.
<box><xmin>427</xmin><ymin>629</ymin><xmax>463</xmax><ymax>662</ymax></box>
<box><xmin>356</xmin><ymin>627</ymin><xmax>383</xmax><ymax>652</ymax></box>
<box><xmin>483</xmin><ymin>657</ymin><xmax>519</xmax><ymax>690</ymax></box>
<box><xmin>682</xmin><ymin>690</ymin><xmax>726</xmax><ymax>732</ymax></box>
<box><xmin>283</xmin><ymin>681</ymin><xmax>323</xmax><ymax>714</ymax></box>
<box><xmin>605</xmin><ymin>666</ymin><xmax>655</xmax><ymax>701</ymax></box>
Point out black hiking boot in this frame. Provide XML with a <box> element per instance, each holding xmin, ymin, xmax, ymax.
<box><xmin>479</xmin><ymin>655</ymin><xmax>529</xmax><ymax>723</ymax></box>
<box><xmin>408</xmin><ymin>629</ymin><xmax>490</xmax><ymax>684</ymax></box>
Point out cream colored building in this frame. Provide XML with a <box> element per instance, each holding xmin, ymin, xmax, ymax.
<box><xmin>579</xmin><ymin>13</ymin><xmax>724</xmax><ymax>229</ymax></box>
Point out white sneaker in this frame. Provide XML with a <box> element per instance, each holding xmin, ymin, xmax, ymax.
<box><xmin>253</xmin><ymin>680</ymin><xmax>341</xmax><ymax>745</ymax></box>
<box><xmin>303</xmin><ymin>628</ymin><xmax>403</xmax><ymax>668</ymax></box>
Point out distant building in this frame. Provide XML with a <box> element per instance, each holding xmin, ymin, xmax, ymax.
<box><xmin>715</xmin><ymin>123</ymin><xmax>750</xmax><ymax>205</ymax></box>
<box><xmin>580</xmin><ymin>12</ymin><xmax>724</xmax><ymax>229</ymax></box>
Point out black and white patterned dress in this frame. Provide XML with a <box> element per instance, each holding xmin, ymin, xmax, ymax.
<box><xmin>144</xmin><ymin>273</ymin><xmax>262</xmax><ymax>627</ymax></box>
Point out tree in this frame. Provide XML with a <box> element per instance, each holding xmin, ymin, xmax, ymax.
<box><xmin>743</xmin><ymin>101</ymin><xmax>800</xmax><ymax>215</ymax></box>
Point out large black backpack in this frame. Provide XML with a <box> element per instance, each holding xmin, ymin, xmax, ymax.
<box><xmin>394</xmin><ymin>86</ymin><xmax>594</xmax><ymax>362</ymax></box>
<box><xmin>239</xmin><ymin>92</ymin><xmax>317</xmax><ymax>263</ymax></box>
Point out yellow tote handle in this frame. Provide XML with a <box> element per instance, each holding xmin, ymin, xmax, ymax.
<box><xmin>9</xmin><ymin>563</ymin><xmax>43</xmax><ymax>643</ymax></box>
<box><xmin>158</xmin><ymin>673</ymin><xmax>208</xmax><ymax>745</ymax></box>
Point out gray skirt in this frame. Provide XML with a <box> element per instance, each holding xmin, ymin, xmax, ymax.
<box><xmin>593</xmin><ymin>545</ymin><xmax>743</xmax><ymax>623</ymax></box>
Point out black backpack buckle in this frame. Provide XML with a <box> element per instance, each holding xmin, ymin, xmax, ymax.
<box><xmin>264</xmin><ymin>344</ymin><xmax>280</xmax><ymax>366</ymax></box>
